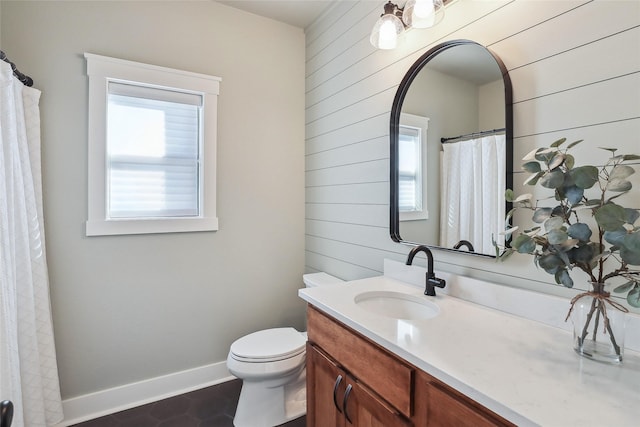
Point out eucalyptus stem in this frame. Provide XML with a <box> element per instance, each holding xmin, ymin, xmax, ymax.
<box><xmin>592</xmin><ymin>301</ymin><xmax>601</xmax><ymax>341</ymax></box>
<box><xmin>580</xmin><ymin>297</ymin><xmax>598</xmax><ymax>345</ymax></box>
<box><xmin>603</xmin><ymin>304</ymin><xmax>622</xmax><ymax>357</ymax></box>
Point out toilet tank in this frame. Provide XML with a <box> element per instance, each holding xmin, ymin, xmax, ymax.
<box><xmin>303</xmin><ymin>272</ymin><xmax>344</xmax><ymax>288</ymax></box>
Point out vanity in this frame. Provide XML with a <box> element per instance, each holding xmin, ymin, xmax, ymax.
<box><xmin>306</xmin><ymin>305</ymin><xmax>512</xmax><ymax>426</ymax></box>
<box><xmin>299</xmin><ymin>265</ymin><xmax>640</xmax><ymax>426</ymax></box>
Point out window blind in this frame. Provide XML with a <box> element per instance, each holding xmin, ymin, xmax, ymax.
<box><xmin>107</xmin><ymin>82</ymin><xmax>203</xmax><ymax>219</ymax></box>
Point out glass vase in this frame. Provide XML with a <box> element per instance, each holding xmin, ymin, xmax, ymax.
<box><xmin>571</xmin><ymin>290</ymin><xmax>626</xmax><ymax>364</ymax></box>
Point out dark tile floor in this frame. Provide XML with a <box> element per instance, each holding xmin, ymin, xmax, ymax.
<box><xmin>72</xmin><ymin>379</ymin><xmax>306</xmax><ymax>427</ymax></box>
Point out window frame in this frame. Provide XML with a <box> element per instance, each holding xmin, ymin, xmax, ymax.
<box><xmin>85</xmin><ymin>53</ymin><xmax>221</xmax><ymax>236</ymax></box>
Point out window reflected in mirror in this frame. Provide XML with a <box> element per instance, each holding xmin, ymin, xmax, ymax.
<box><xmin>399</xmin><ymin>113</ymin><xmax>429</xmax><ymax>222</ymax></box>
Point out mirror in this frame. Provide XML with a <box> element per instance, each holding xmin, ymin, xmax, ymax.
<box><xmin>390</xmin><ymin>40</ymin><xmax>513</xmax><ymax>257</ymax></box>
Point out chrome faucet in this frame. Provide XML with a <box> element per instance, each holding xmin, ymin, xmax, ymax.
<box><xmin>405</xmin><ymin>245</ymin><xmax>446</xmax><ymax>296</ymax></box>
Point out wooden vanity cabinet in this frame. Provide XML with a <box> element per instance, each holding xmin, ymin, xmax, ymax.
<box><xmin>306</xmin><ymin>306</ymin><xmax>514</xmax><ymax>427</ymax></box>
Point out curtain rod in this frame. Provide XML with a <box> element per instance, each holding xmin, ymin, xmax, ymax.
<box><xmin>441</xmin><ymin>128</ymin><xmax>506</xmax><ymax>144</ymax></box>
<box><xmin>0</xmin><ymin>50</ymin><xmax>34</xmax><ymax>87</ymax></box>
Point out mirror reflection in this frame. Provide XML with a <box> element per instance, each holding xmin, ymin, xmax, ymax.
<box><xmin>390</xmin><ymin>40</ymin><xmax>513</xmax><ymax>257</ymax></box>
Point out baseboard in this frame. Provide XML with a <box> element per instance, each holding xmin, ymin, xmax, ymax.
<box><xmin>55</xmin><ymin>361</ymin><xmax>235</xmax><ymax>426</ymax></box>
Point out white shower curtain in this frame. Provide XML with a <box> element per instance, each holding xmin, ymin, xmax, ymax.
<box><xmin>0</xmin><ymin>61</ymin><xmax>63</xmax><ymax>426</ymax></box>
<box><xmin>440</xmin><ymin>135</ymin><xmax>506</xmax><ymax>254</ymax></box>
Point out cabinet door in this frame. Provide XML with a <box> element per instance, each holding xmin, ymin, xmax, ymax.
<box><xmin>308</xmin><ymin>344</ymin><xmax>411</xmax><ymax>427</ymax></box>
<box><xmin>307</xmin><ymin>343</ymin><xmax>346</xmax><ymax>427</ymax></box>
<box><xmin>344</xmin><ymin>379</ymin><xmax>412</xmax><ymax>427</ymax></box>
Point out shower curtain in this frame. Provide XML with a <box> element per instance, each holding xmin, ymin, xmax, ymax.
<box><xmin>440</xmin><ymin>135</ymin><xmax>506</xmax><ymax>254</ymax></box>
<box><xmin>0</xmin><ymin>61</ymin><xmax>63</xmax><ymax>426</ymax></box>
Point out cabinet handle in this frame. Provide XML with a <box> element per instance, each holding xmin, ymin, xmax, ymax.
<box><xmin>333</xmin><ymin>375</ymin><xmax>343</xmax><ymax>413</ymax></box>
<box><xmin>343</xmin><ymin>383</ymin><xmax>353</xmax><ymax>424</ymax></box>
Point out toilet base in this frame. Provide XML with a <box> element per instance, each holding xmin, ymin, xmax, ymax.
<box><xmin>233</xmin><ymin>368</ymin><xmax>306</xmax><ymax>427</ymax></box>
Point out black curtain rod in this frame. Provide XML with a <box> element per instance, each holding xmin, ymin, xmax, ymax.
<box><xmin>0</xmin><ymin>50</ymin><xmax>33</xmax><ymax>87</ymax></box>
<box><xmin>441</xmin><ymin>128</ymin><xmax>506</xmax><ymax>144</ymax></box>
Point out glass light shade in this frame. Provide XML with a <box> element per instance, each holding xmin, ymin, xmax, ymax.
<box><xmin>370</xmin><ymin>14</ymin><xmax>405</xmax><ymax>50</ymax></box>
<box><xmin>402</xmin><ymin>0</ymin><xmax>445</xmax><ymax>29</ymax></box>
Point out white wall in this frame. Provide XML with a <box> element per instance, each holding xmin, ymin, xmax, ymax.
<box><xmin>305</xmin><ymin>0</ymin><xmax>640</xmax><ymax>309</ymax></box>
<box><xmin>1</xmin><ymin>0</ymin><xmax>306</xmax><ymax>403</ymax></box>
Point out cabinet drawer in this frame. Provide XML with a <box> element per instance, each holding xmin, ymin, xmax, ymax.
<box><xmin>307</xmin><ymin>306</ymin><xmax>414</xmax><ymax>417</ymax></box>
<box><xmin>425</xmin><ymin>379</ymin><xmax>514</xmax><ymax>427</ymax></box>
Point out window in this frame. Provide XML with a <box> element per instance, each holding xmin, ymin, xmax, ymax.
<box><xmin>398</xmin><ymin>113</ymin><xmax>429</xmax><ymax>221</ymax></box>
<box><xmin>85</xmin><ymin>53</ymin><xmax>220</xmax><ymax>236</ymax></box>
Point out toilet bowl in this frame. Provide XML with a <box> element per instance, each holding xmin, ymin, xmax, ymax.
<box><xmin>227</xmin><ymin>272</ymin><xmax>344</xmax><ymax>427</ymax></box>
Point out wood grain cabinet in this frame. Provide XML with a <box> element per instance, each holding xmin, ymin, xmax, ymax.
<box><xmin>306</xmin><ymin>306</ymin><xmax>514</xmax><ymax>427</ymax></box>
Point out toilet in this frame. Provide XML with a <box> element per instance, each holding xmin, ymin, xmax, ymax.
<box><xmin>226</xmin><ymin>272</ymin><xmax>344</xmax><ymax>427</ymax></box>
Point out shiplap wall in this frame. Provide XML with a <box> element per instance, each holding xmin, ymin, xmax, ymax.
<box><xmin>304</xmin><ymin>0</ymin><xmax>640</xmax><ymax>308</ymax></box>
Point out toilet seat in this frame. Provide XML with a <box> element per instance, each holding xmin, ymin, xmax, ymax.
<box><xmin>230</xmin><ymin>327</ymin><xmax>306</xmax><ymax>363</ymax></box>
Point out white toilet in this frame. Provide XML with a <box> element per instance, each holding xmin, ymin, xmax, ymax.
<box><xmin>226</xmin><ymin>272</ymin><xmax>344</xmax><ymax>427</ymax></box>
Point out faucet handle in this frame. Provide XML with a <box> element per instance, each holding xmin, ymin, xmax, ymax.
<box><xmin>425</xmin><ymin>276</ymin><xmax>446</xmax><ymax>296</ymax></box>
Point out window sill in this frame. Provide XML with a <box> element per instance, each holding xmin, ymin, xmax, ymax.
<box><xmin>86</xmin><ymin>217</ymin><xmax>219</xmax><ymax>236</ymax></box>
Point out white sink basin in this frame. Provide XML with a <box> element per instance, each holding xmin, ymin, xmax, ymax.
<box><xmin>354</xmin><ymin>291</ymin><xmax>439</xmax><ymax>320</ymax></box>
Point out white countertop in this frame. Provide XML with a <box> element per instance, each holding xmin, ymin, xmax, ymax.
<box><xmin>298</xmin><ymin>274</ymin><xmax>640</xmax><ymax>427</ymax></box>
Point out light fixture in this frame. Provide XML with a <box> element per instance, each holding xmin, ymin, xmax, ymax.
<box><xmin>369</xmin><ymin>1</ymin><xmax>406</xmax><ymax>50</ymax></box>
<box><xmin>403</xmin><ymin>0</ymin><xmax>445</xmax><ymax>29</ymax></box>
<box><xmin>370</xmin><ymin>0</ymin><xmax>447</xmax><ymax>50</ymax></box>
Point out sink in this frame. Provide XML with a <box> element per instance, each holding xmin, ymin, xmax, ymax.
<box><xmin>354</xmin><ymin>291</ymin><xmax>440</xmax><ymax>320</ymax></box>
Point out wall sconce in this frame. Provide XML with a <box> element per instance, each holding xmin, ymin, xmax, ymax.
<box><xmin>370</xmin><ymin>0</ymin><xmax>446</xmax><ymax>50</ymax></box>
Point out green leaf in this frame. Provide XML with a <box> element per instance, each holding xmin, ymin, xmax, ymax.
<box><xmin>550</xmin><ymin>138</ymin><xmax>566</xmax><ymax>148</ymax></box>
<box><xmin>513</xmin><ymin>193</ymin><xmax>533</xmax><ymax>204</ymax></box>
<box><xmin>548</xmin><ymin>153</ymin><xmax>565</xmax><ymax>170</ymax></box>
<box><xmin>599</xmin><ymin>147</ymin><xmax>618</xmax><ymax>154</ymax></box>
<box><xmin>547</xmin><ymin>229</ymin><xmax>568</xmax><ymax>245</ymax></box>
<box><xmin>502</xmin><ymin>226</ymin><xmax>519</xmax><ymax>237</ymax></box>
<box><xmin>555</xmin><ymin>269</ymin><xmax>574</xmax><ymax>288</ymax></box>
<box><xmin>566</xmin><ymin>140</ymin><xmax>583</xmax><ymax>149</ymax></box>
<box><xmin>540</xmin><ymin>170</ymin><xmax>565</xmax><ymax>189</ymax></box>
<box><xmin>607</xmin><ymin>179</ymin><xmax>632</xmax><ymax>192</ymax></box>
<box><xmin>623</xmin><ymin>154</ymin><xmax>640</xmax><ymax>161</ymax></box>
<box><xmin>535</xmin><ymin>148</ymin><xmax>556</xmax><ymax>163</ymax></box>
<box><xmin>570</xmin><ymin>166</ymin><xmax>599</xmax><ymax>189</ymax></box>
<box><xmin>568</xmin><ymin>223</ymin><xmax>592</xmax><ymax>241</ymax></box>
<box><xmin>522</xmin><ymin>147</ymin><xmax>544</xmax><ymax>161</ymax></box>
<box><xmin>627</xmin><ymin>286</ymin><xmax>640</xmax><ymax>308</ymax></box>
<box><xmin>621</xmin><ymin>232</ymin><xmax>640</xmax><ymax>265</ymax></box>
<box><xmin>603</xmin><ymin>229</ymin><xmax>626</xmax><ymax>246</ymax></box>
<box><xmin>505</xmin><ymin>188</ymin><xmax>515</xmax><ymax>202</ymax></box>
<box><xmin>524</xmin><ymin>172</ymin><xmax>543</xmax><ymax>186</ymax></box>
<box><xmin>532</xmin><ymin>208</ymin><xmax>553</xmax><ymax>223</ymax></box>
<box><xmin>522</xmin><ymin>161</ymin><xmax>541</xmax><ymax>173</ymax></box>
<box><xmin>564</xmin><ymin>154</ymin><xmax>575</xmax><ymax>170</ymax></box>
<box><xmin>513</xmin><ymin>234</ymin><xmax>536</xmax><ymax>253</ymax></box>
<box><xmin>625</xmin><ymin>208</ymin><xmax>640</xmax><ymax>225</ymax></box>
<box><xmin>568</xmin><ymin>244</ymin><xmax>596</xmax><ymax>264</ymax></box>
<box><xmin>552</xmin><ymin>205</ymin><xmax>570</xmax><ymax>218</ymax></box>
<box><xmin>544</xmin><ymin>216</ymin><xmax>565</xmax><ymax>231</ymax></box>
<box><xmin>610</xmin><ymin>165</ymin><xmax>635</xmax><ymax>180</ymax></box>
<box><xmin>538</xmin><ymin>253</ymin><xmax>563</xmax><ymax>273</ymax></box>
<box><xmin>594</xmin><ymin>203</ymin><xmax>627</xmax><ymax>231</ymax></box>
<box><xmin>613</xmin><ymin>281</ymin><xmax>635</xmax><ymax>294</ymax></box>
<box><xmin>564</xmin><ymin>185</ymin><xmax>584</xmax><ymax>205</ymax></box>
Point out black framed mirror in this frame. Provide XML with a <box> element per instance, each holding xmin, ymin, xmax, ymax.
<box><xmin>390</xmin><ymin>39</ymin><xmax>513</xmax><ymax>257</ymax></box>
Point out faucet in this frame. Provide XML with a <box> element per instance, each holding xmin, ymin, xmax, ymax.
<box><xmin>406</xmin><ymin>245</ymin><xmax>446</xmax><ymax>296</ymax></box>
<box><xmin>453</xmin><ymin>240</ymin><xmax>475</xmax><ymax>252</ymax></box>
